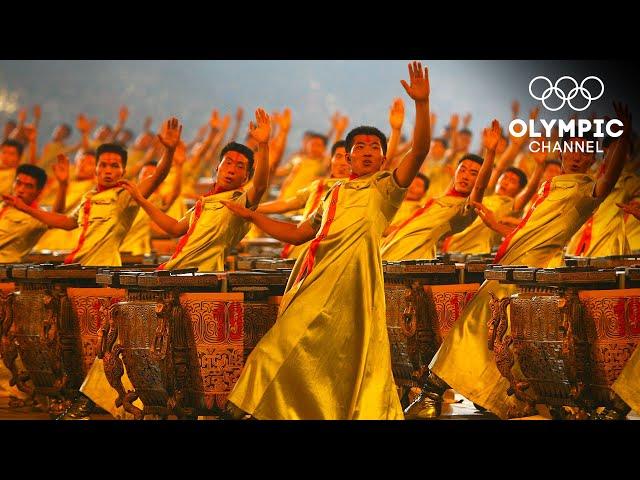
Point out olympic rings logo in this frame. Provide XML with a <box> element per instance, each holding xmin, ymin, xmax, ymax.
<box><xmin>529</xmin><ymin>76</ymin><xmax>604</xmax><ymax>112</ymax></box>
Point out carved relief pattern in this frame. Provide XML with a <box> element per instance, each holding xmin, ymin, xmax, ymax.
<box><xmin>428</xmin><ymin>285</ymin><xmax>479</xmax><ymax>343</ymax></box>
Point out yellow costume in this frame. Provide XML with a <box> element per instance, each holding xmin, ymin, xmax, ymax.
<box><xmin>119</xmin><ymin>193</ymin><xmax>164</xmax><ymax>256</ymax></box>
<box><xmin>566</xmin><ymin>169</ymin><xmax>640</xmax><ymax>257</ymax></box>
<box><xmin>281</xmin><ymin>177</ymin><xmax>343</xmax><ymax>260</ymax></box>
<box><xmin>158</xmin><ymin>189</ymin><xmax>252</xmax><ymax>272</ymax></box>
<box><xmin>0</xmin><ymin>168</ymin><xmax>15</xmax><ymax>197</ymax></box>
<box><xmin>228</xmin><ymin>170</ymin><xmax>407</xmax><ymax>420</ymax></box>
<box><xmin>63</xmin><ymin>186</ymin><xmax>139</xmax><ymax>266</ymax></box>
<box><xmin>443</xmin><ymin>194</ymin><xmax>514</xmax><ymax>254</ymax></box>
<box><xmin>420</xmin><ymin>156</ymin><xmax>451</xmax><ymax>198</ymax></box>
<box><xmin>612</xmin><ymin>344</ymin><xmax>640</xmax><ymax>414</ymax></box>
<box><xmin>33</xmin><ymin>179</ymin><xmax>95</xmax><ymax>252</ymax></box>
<box><xmin>625</xmin><ymin>198</ymin><xmax>640</xmax><ymax>252</ymax></box>
<box><xmin>389</xmin><ymin>199</ymin><xmax>422</xmax><ymax>227</ymax></box>
<box><xmin>381</xmin><ymin>192</ymin><xmax>474</xmax><ymax>261</ymax></box>
<box><xmin>0</xmin><ymin>202</ymin><xmax>47</xmax><ymax>263</ymax></box>
<box><xmin>39</xmin><ymin>141</ymin><xmax>67</xmax><ymax>174</ymax></box>
<box><xmin>277</xmin><ymin>155</ymin><xmax>326</xmax><ymax>209</ymax></box>
<box><xmin>429</xmin><ymin>174</ymin><xmax>600</xmax><ymax>419</ymax></box>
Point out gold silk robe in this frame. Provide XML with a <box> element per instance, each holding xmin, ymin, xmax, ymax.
<box><xmin>228</xmin><ymin>170</ymin><xmax>407</xmax><ymax>419</ymax></box>
<box><xmin>281</xmin><ymin>177</ymin><xmax>343</xmax><ymax>260</ymax></box>
<box><xmin>389</xmin><ymin>199</ymin><xmax>422</xmax><ymax>227</ymax></box>
<box><xmin>381</xmin><ymin>193</ymin><xmax>474</xmax><ymax>261</ymax></box>
<box><xmin>63</xmin><ymin>187</ymin><xmax>139</xmax><ymax>266</ymax></box>
<box><xmin>158</xmin><ymin>189</ymin><xmax>252</xmax><ymax>272</ymax></box>
<box><xmin>566</xmin><ymin>170</ymin><xmax>640</xmax><ymax>257</ymax></box>
<box><xmin>0</xmin><ymin>203</ymin><xmax>47</xmax><ymax>263</ymax></box>
<box><xmin>0</xmin><ymin>168</ymin><xmax>15</xmax><ymax>197</ymax></box>
<box><xmin>33</xmin><ymin>179</ymin><xmax>95</xmax><ymax>252</ymax></box>
<box><xmin>443</xmin><ymin>194</ymin><xmax>514</xmax><ymax>254</ymax></box>
<box><xmin>119</xmin><ymin>193</ymin><xmax>164</xmax><ymax>256</ymax></box>
<box><xmin>429</xmin><ymin>174</ymin><xmax>600</xmax><ymax>419</ymax></box>
<box><xmin>420</xmin><ymin>156</ymin><xmax>452</xmax><ymax>199</ymax></box>
<box><xmin>277</xmin><ymin>155</ymin><xmax>326</xmax><ymax>208</ymax></box>
<box><xmin>625</xmin><ymin>198</ymin><xmax>640</xmax><ymax>252</ymax></box>
<box><xmin>612</xmin><ymin>344</ymin><xmax>640</xmax><ymax>414</ymax></box>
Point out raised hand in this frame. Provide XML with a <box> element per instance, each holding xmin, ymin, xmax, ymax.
<box><xmin>2</xmin><ymin>194</ymin><xmax>28</xmax><ymax>212</ymax></box>
<box><xmin>335</xmin><ymin>114</ymin><xmax>349</xmax><ymax>133</ymax></box>
<box><xmin>157</xmin><ymin>117</ymin><xmax>182</xmax><ymax>151</ymax></box>
<box><xmin>209</xmin><ymin>109</ymin><xmax>222</xmax><ymax>130</ymax></box>
<box><xmin>118</xmin><ymin>105</ymin><xmax>129</xmax><ymax>124</ymax></box>
<box><xmin>23</xmin><ymin>124</ymin><xmax>37</xmax><ymax>143</ymax></box>
<box><xmin>532</xmin><ymin>150</ymin><xmax>547</xmax><ymax>165</ymax></box>
<box><xmin>482</xmin><ymin>119</ymin><xmax>501</xmax><ymax>152</ymax></box>
<box><xmin>195</xmin><ymin>124</ymin><xmax>208</xmax><ymax>141</ymax></box>
<box><xmin>248</xmin><ymin>108</ymin><xmax>271</xmax><ymax>144</ymax></box>
<box><xmin>221</xmin><ymin>114</ymin><xmax>231</xmax><ymax>131</ymax></box>
<box><xmin>76</xmin><ymin>114</ymin><xmax>93</xmax><ymax>134</ymax></box>
<box><xmin>450</xmin><ymin>113</ymin><xmax>460</xmax><ymax>131</ymax></box>
<box><xmin>116</xmin><ymin>179</ymin><xmax>145</xmax><ymax>203</ymax></box>
<box><xmin>400</xmin><ymin>61</ymin><xmax>430</xmax><ymax>102</ymax></box>
<box><xmin>220</xmin><ymin>199</ymin><xmax>254</xmax><ymax>219</ymax></box>
<box><xmin>472</xmin><ymin>200</ymin><xmax>499</xmax><ymax>229</ymax></box>
<box><xmin>463</xmin><ymin>113</ymin><xmax>472</xmax><ymax>128</ymax></box>
<box><xmin>511</xmin><ymin>100</ymin><xmax>520</xmax><ymax>118</ymax></box>
<box><xmin>235</xmin><ymin>107</ymin><xmax>244</xmax><ymax>123</ymax></box>
<box><xmin>52</xmin><ymin>153</ymin><xmax>70</xmax><ymax>184</ymax></box>
<box><xmin>33</xmin><ymin>105</ymin><xmax>42</xmax><ymax>123</ymax></box>
<box><xmin>529</xmin><ymin>106</ymin><xmax>540</xmax><ymax>122</ymax></box>
<box><xmin>389</xmin><ymin>98</ymin><xmax>405</xmax><ymax>130</ymax></box>
<box><xmin>17</xmin><ymin>109</ymin><xmax>27</xmax><ymax>125</ymax></box>
<box><xmin>276</xmin><ymin>108</ymin><xmax>292</xmax><ymax>132</ymax></box>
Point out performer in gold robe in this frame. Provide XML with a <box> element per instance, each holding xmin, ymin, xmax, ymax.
<box><xmin>221</xmin><ymin>61</ymin><xmax>431</xmax><ymax>420</ymax></box>
<box><xmin>382</xmin><ymin>173</ymin><xmax>429</xmax><ymax>237</ymax></box>
<box><xmin>0</xmin><ymin>140</ymin><xmax>24</xmax><ymax>197</ymax></box>
<box><xmin>119</xmin><ymin>109</ymin><xmax>271</xmax><ymax>272</ymax></box>
<box><xmin>381</xmin><ymin>119</ymin><xmax>502</xmax><ymax>261</ymax></box>
<box><xmin>406</xmin><ymin>106</ymin><xmax>632</xmax><ymax>420</ymax></box>
<box><xmin>257</xmin><ymin>140</ymin><xmax>351</xmax><ymax>260</ymax></box>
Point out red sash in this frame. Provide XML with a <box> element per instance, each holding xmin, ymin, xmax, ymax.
<box><xmin>280</xmin><ymin>179</ymin><xmax>327</xmax><ymax>259</ymax></box>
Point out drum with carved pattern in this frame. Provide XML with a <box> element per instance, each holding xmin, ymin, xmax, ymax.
<box><xmin>485</xmin><ymin>262</ymin><xmax>640</xmax><ymax>418</ymax></box>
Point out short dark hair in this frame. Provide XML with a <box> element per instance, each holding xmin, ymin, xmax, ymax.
<box><xmin>415</xmin><ymin>172</ymin><xmax>430</xmax><ymax>192</ymax></box>
<box><xmin>433</xmin><ymin>137</ymin><xmax>448</xmax><ymax>149</ymax></box>
<box><xmin>459</xmin><ymin>128</ymin><xmax>473</xmax><ymax>137</ymax></box>
<box><xmin>96</xmin><ymin>143</ymin><xmax>128</xmax><ymax>168</ymax></box>
<box><xmin>330</xmin><ymin>140</ymin><xmax>346</xmax><ymax>157</ymax></box>
<box><xmin>308</xmin><ymin>132</ymin><xmax>328</xmax><ymax>146</ymax></box>
<box><xmin>2</xmin><ymin>139</ymin><xmax>24</xmax><ymax>157</ymax></box>
<box><xmin>220</xmin><ymin>142</ymin><xmax>255</xmax><ymax>179</ymax></box>
<box><xmin>345</xmin><ymin>126</ymin><xmax>388</xmax><ymax>155</ymax></box>
<box><xmin>16</xmin><ymin>164</ymin><xmax>47</xmax><ymax>190</ymax></box>
<box><xmin>60</xmin><ymin>123</ymin><xmax>72</xmax><ymax>137</ymax></box>
<box><xmin>504</xmin><ymin>166</ymin><xmax>528</xmax><ymax>188</ymax></box>
<box><xmin>143</xmin><ymin>160</ymin><xmax>158</xmax><ymax>168</ymax></box>
<box><xmin>458</xmin><ymin>153</ymin><xmax>483</xmax><ymax>166</ymax></box>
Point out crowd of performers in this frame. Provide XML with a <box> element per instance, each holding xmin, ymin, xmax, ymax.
<box><xmin>0</xmin><ymin>61</ymin><xmax>638</xmax><ymax>420</ymax></box>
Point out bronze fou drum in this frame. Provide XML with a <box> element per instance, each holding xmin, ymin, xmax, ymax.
<box><xmin>486</xmin><ymin>263</ymin><xmax>640</xmax><ymax>418</ymax></box>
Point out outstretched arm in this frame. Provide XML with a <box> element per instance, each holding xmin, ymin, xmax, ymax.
<box><xmin>257</xmin><ymin>195</ymin><xmax>306</xmax><ymax>214</ymax></box>
<box><xmin>2</xmin><ymin>194</ymin><xmax>77</xmax><ymax>230</ymax></box>
<box><xmin>513</xmin><ymin>153</ymin><xmax>545</xmax><ymax>212</ymax></box>
<box><xmin>382</xmin><ymin>98</ymin><xmax>405</xmax><ymax>171</ymax></box>
<box><xmin>393</xmin><ymin>61</ymin><xmax>431</xmax><ymax>187</ymax></box>
<box><xmin>222</xmin><ymin>199</ymin><xmax>316</xmax><ymax>245</ymax></box>
<box><xmin>117</xmin><ymin>179</ymin><xmax>189</xmax><ymax>237</ymax></box>
<box><xmin>471</xmin><ymin>200</ymin><xmax>513</xmax><ymax>237</ymax></box>
<box><xmin>137</xmin><ymin>117</ymin><xmax>182</xmax><ymax>199</ymax></box>
<box><xmin>51</xmin><ymin>154</ymin><xmax>70</xmax><ymax>213</ymax></box>
<box><xmin>245</xmin><ymin>109</ymin><xmax>271</xmax><ymax>206</ymax></box>
<box><xmin>469</xmin><ymin>119</ymin><xmax>500</xmax><ymax>205</ymax></box>
<box><xmin>595</xmin><ymin>102</ymin><xmax>632</xmax><ymax>200</ymax></box>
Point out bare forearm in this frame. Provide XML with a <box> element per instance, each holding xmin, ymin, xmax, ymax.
<box><xmin>137</xmin><ymin>195</ymin><xmax>184</xmax><ymax>236</ymax></box>
<box><xmin>470</xmin><ymin>148</ymin><xmax>497</xmax><ymax>204</ymax></box>
<box><xmin>24</xmin><ymin>206</ymin><xmax>77</xmax><ymax>230</ymax></box>
<box><xmin>382</xmin><ymin>127</ymin><xmax>401</xmax><ymax>170</ymax></box>
<box><xmin>256</xmin><ymin>197</ymin><xmax>303</xmax><ymax>214</ymax></box>
<box><xmin>514</xmin><ymin>164</ymin><xmax>543</xmax><ymax>211</ymax></box>
<box><xmin>394</xmin><ymin>100</ymin><xmax>430</xmax><ymax>187</ymax></box>
<box><xmin>52</xmin><ymin>182</ymin><xmax>68</xmax><ymax>213</ymax></box>
<box><xmin>247</xmin><ymin>141</ymin><xmax>269</xmax><ymax>205</ymax></box>
<box><xmin>247</xmin><ymin>212</ymin><xmax>315</xmax><ymax>245</ymax></box>
<box><xmin>139</xmin><ymin>147</ymin><xmax>174</xmax><ymax>199</ymax></box>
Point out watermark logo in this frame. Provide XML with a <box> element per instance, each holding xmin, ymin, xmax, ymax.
<box><xmin>508</xmin><ymin>75</ymin><xmax>620</xmax><ymax>154</ymax></box>
<box><xmin>529</xmin><ymin>76</ymin><xmax>604</xmax><ymax>112</ymax></box>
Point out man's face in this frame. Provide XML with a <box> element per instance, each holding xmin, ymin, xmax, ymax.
<box><xmin>52</xmin><ymin>124</ymin><xmax>70</xmax><ymax>142</ymax></box>
<box><xmin>215</xmin><ymin>151</ymin><xmax>250</xmax><ymax>191</ymax></box>
<box><xmin>453</xmin><ymin>159</ymin><xmax>480</xmax><ymax>195</ymax></box>
<box><xmin>496</xmin><ymin>171</ymin><xmax>523</xmax><ymax>198</ymax></box>
<box><xmin>96</xmin><ymin>152</ymin><xmax>125</xmax><ymax>187</ymax></box>
<box><xmin>330</xmin><ymin>147</ymin><xmax>350</xmax><ymax>178</ymax></box>
<box><xmin>75</xmin><ymin>152</ymin><xmax>97</xmax><ymax>180</ymax></box>
<box><xmin>12</xmin><ymin>173</ymin><xmax>41</xmax><ymax>205</ymax></box>
<box><xmin>561</xmin><ymin>138</ymin><xmax>595</xmax><ymax>174</ymax></box>
<box><xmin>346</xmin><ymin>134</ymin><xmax>385</xmax><ymax>177</ymax></box>
<box><xmin>305</xmin><ymin>137</ymin><xmax>326</xmax><ymax>158</ymax></box>
<box><xmin>406</xmin><ymin>177</ymin><xmax>427</xmax><ymax>201</ymax></box>
<box><xmin>138</xmin><ymin>164</ymin><xmax>157</xmax><ymax>181</ymax></box>
<box><xmin>457</xmin><ymin>132</ymin><xmax>472</xmax><ymax>152</ymax></box>
<box><xmin>430</xmin><ymin>140</ymin><xmax>446</xmax><ymax>158</ymax></box>
<box><xmin>0</xmin><ymin>145</ymin><xmax>20</xmax><ymax>168</ymax></box>
<box><xmin>544</xmin><ymin>163</ymin><xmax>562</xmax><ymax>182</ymax></box>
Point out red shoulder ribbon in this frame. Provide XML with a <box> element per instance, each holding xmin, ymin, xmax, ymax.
<box><xmin>64</xmin><ymin>194</ymin><xmax>94</xmax><ymax>264</ymax></box>
<box><xmin>494</xmin><ymin>180</ymin><xmax>552</xmax><ymax>264</ymax></box>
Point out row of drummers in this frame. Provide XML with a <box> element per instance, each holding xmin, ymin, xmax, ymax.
<box><xmin>0</xmin><ymin>252</ymin><xmax>638</xmax><ymax>419</ymax></box>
